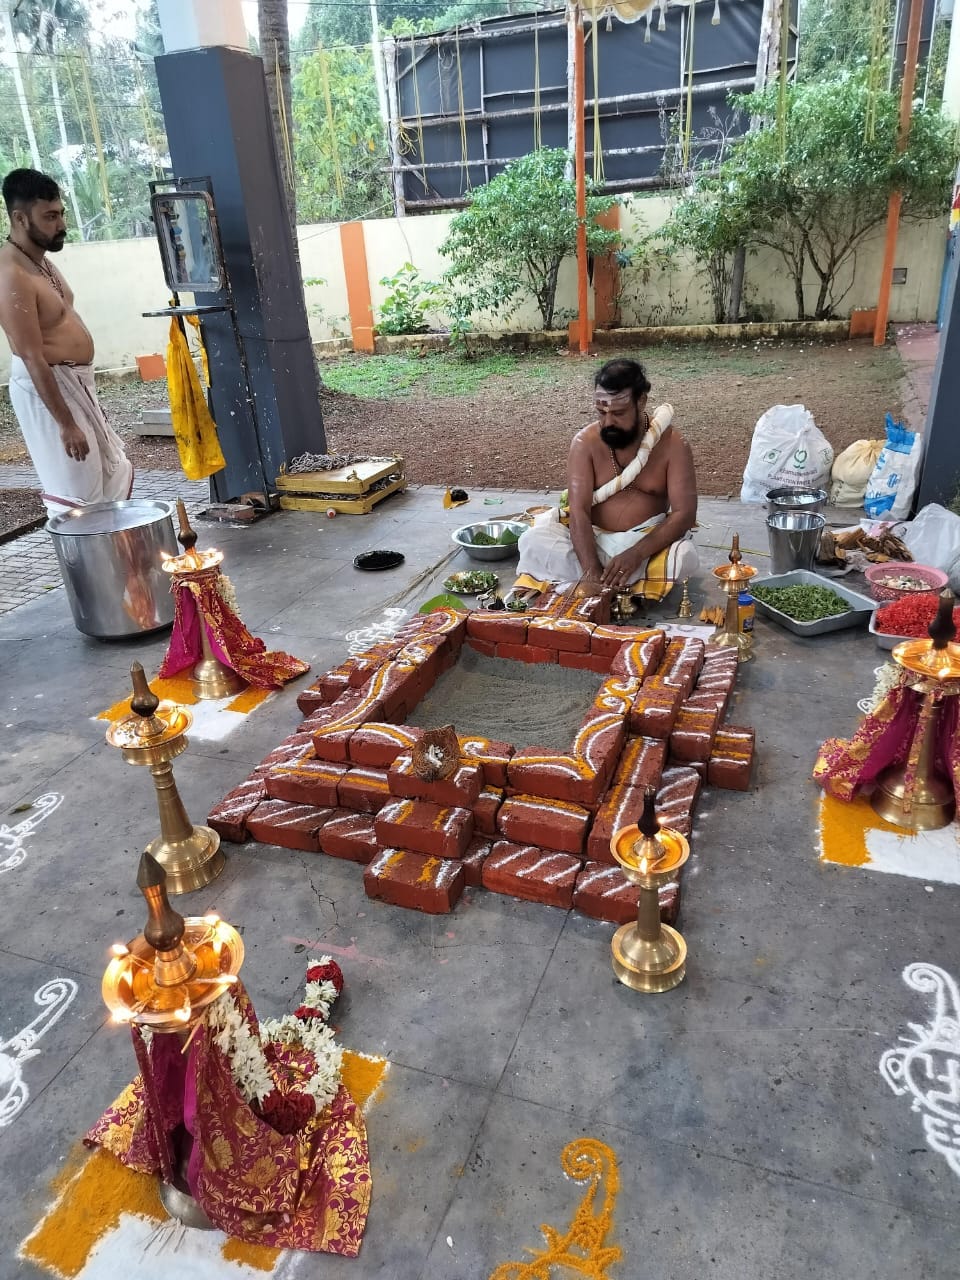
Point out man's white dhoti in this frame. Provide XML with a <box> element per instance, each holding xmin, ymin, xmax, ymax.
<box><xmin>9</xmin><ymin>355</ymin><xmax>134</xmax><ymax>516</ymax></box>
<box><xmin>516</xmin><ymin>508</ymin><xmax>698</xmax><ymax>598</ymax></box>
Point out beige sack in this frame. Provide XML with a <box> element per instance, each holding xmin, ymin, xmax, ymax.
<box><xmin>830</xmin><ymin>439</ymin><xmax>884</xmax><ymax>507</ymax></box>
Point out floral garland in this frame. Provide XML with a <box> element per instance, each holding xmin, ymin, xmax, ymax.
<box><xmin>857</xmin><ymin>662</ymin><xmax>902</xmax><ymax>715</ymax></box>
<box><xmin>216</xmin><ymin>572</ymin><xmax>239</xmax><ymax>616</ymax></box>
<box><xmin>205</xmin><ymin>958</ymin><xmax>345</xmax><ymax>1135</ymax></box>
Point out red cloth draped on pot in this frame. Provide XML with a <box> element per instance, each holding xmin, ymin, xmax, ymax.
<box><xmin>158</xmin><ymin>566</ymin><xmax>309</xmax><ymax>690</ymax></box>
<box><xmin>84</xmin><ymin>985</ymin><xmax>371</xmax><ymax>1255</ymax></box>
<box><xmin>813</xmin><ymin>675</ymin><xmax>960</xmax><ymax>805</ymax></box>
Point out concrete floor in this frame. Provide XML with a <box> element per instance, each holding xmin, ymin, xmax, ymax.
<box><xmin>1</xmin><ymin>486</ymin><xmax>958</xmax><ymax>1279</ymax></box>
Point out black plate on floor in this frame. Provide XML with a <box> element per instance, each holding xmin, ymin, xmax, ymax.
<box><xmin>354</xmin><ymin>549</ymin><xmax>405</xmax><ymax>571</ymax></box>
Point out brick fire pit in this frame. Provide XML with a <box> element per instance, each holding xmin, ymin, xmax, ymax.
<box><xmin>208</xmin><ymin>595</ymin><xmax>755</xmax><ymax>923</ymax></box>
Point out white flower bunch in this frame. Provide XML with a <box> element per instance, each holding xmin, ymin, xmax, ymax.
<box><xmin>260</xmin><ymin>1014</ymin><xmax>344</xmax><ymax>1113</ymax></box>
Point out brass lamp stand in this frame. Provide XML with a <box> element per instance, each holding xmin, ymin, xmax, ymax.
<box><xmin>871</xmin><ymin>590</ymin><xmax>960</xmax><ymax>831</ymax></box>
<box><xmin>102</xmin><ymin>850</ymin><xmax>244</xmax><ymax>1225</ymax></box>
<box><xmin>161</xmin><ymin>500</ymin><xmax>246</xmax><ymax>701</ymax></box>
<box><xmin>711</xmin><ymin>534</ymin><xmax>756</xmax><ymax>662</ymax></box>
<box><xmin>610</xmin><ymin>788</ymin><xmax>691</xmax><ymax>993</ymax></box>
<box><xmin>106</xmin><ymin>663</ymin><xmax>224</xmax><ymax>893</ymax></box>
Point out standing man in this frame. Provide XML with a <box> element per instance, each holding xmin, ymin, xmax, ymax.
<box><xmin>515</xmin><ymin>357</ymin><xmax>698</xmax><ymax>600</ymax></box>
<box><xmin>0</xmin><ymin>168</ymin><xmax>132</xmax><ymax>516</ymax></box>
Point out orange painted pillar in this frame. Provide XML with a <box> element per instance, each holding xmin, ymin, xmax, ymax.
<box><xmin>340</xmin><ymin>221</ymin><xmax>376</xmax><ymax>353</ymax></box>
<box><xmin>592</xmin><ymin>205</ymin><xmax>622</xmax><ymax>329</ymax></box>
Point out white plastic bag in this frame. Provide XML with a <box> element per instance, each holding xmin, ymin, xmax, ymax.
<box><xmin>902</xmin><ymin>503</ymin><xmax>960</xmax><ymax>588</ymax></box>
<box><xmin>740</xmin><ymin>405</ymin><xmax>834</xmax><ymax>504</ymax></box>
<box><xmin>863</xmin><ymin>415</ymin><xmax>924</xmax><ymax>520</ymax></box>
<box><xmin>830</xmin><ymin>439</ymin><xmax>883</xmax><ymax>507</ymax></box>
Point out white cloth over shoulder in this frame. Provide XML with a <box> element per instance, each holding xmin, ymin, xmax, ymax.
<box><xmin>9</xmin><ymin>355</ymin><xmax>133</xmax><ymax>516</ymax></box>
<box><xmin>592</xmin><ymin>404</ymin><xmax>673</xmax><ymax>505</ymax></box>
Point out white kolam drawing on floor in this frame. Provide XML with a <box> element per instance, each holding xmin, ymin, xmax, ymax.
<box><xmin>0</xmin><ymin>792</ymin><xmax>63</xmax><ymax>875</ymax></box>
<box><xmin>880</xmin><ymin>962</ymin><xmax>960</xmax><ymax>1176</ymax></box>
<box><xmin>0</xmin><ymin>977</ymin><xmax>78</xmax><ymax>1127</ymax></box>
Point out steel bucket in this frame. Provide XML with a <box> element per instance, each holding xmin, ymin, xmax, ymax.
<box><xmin>46</xmin><ymin>499</ymin><xmax>178</xmax><ymax>639</ymax></box>
<box><xmin>766</xmin><ymin>511</ymin><xmax>826</xmax><ymax>575</ymax></box>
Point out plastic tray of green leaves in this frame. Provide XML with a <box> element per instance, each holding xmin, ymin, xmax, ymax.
<box><xmin>750</xmin><ymin>570</ymin><xmax>875</xmax><ymax>636</ymax></box>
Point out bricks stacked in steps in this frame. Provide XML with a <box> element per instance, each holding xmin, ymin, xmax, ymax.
<box><xmin>669</xmin><ymin>704</ymin><xmax>721</xmax><ymax>765</ymax></box>
<box><xmin>628</xmin><ymin>679</ymin><xmax>683</xmax><ymax>738</ymax></box>
<box><xmin>245</xmin><ymin>799</ymin><xmax>334</xmax><ymax>852</ymax></box>
<box><xmin>349</xmin><ymin>722</ymin><xmax>422</xmax><ymax>769</ymax></box>
<box><xmin>573</xmin><ymin>862</ymin><xmax>681</xmax><ymax>926</ymax></box>
<box><xmin>586</xmin><ymin>765</ymin><xmax>702</xmax><ymax>863</ymax></box>
<box><xmin>374</xmin><ymin>798</ymin><xmax>474</xmax><ymax>860</ymax></box>
<box><xmin>458</xmin><ymin>734</ymin><xmax>514</xmax><ymax>787</ymax></box>
<box><xmin>473</xmin><ymin>786</ymin><xmax>504</xmax><ymax>836</ymax></box>
<box><xmin>388</xmin><ymin>752</ymin><xmax>484</xmax><ymax>809</ymax></box>
<box><xmin>461</xmin><ymin>837</ymin><xmax>491</xmax><ymax>886</ymax></box>
<box><xmin>265</xmin><ymin>754</ymin><xmax>348</xmax><ymax>808</ymax></box>
<box><xmin>481</xmin><ymin>841</ymin><xmax>582</xmax><ymax>909</ymax></box>
<box><xmin>207</xmin><ymin>774</ymin><xmax>267</xmax><ymax>843</ymax></box>
<box><xmin>364</xmin><ymin>848</ymin><xmax>465</xmax><ymax>914</ymax></box>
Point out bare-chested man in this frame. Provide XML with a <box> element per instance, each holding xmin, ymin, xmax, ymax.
<box><xmin>0</xmin><ymin>168</ymin><xmax>132</xmax><ymax>516</ymax></box>
<box><xmin>515</xmin><ymin>358</ymin><xmax>698</xmax><ymax>598</ymax></box>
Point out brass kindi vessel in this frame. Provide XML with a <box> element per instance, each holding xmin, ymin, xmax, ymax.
<box><xmin>871</xmin><ymin>589</ymin><xmax>960</xmax><ymax>831</ymax></box>
<box><xmin>106</xmin><ymin>663</ymin><xmax>224</xmax><ymax>893</ymax></box>
<box><xmin>609</xmin><ymin>787</ymin><xmax>691</xmax><ymax>993</ymax></box>
<box><xmin>160</xmin><ymin>499</ymin><xmax>246</xmax><ymax>700</ymax></box>
<box><xmin>711</xmin><ymin>533</ymin><xmax>756</xmax><ymax>662</ymax></box>
<box><xmin>101</xmin><ymin>851</ymin><xmax>243</xmax><ymax>1225</ymax></box>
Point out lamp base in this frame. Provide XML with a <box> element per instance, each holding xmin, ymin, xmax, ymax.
<box><xmin>192</xmin><ymin>655</ymin><xmax>246</xmax><ymax>701</ymax></box>
<box><xmin>611</xmin><ymin>921</ymin><xmax>687</xmax><ymax>993</ymax></box>
<box><xmin>870</xmin><ymin>767</ymin><xmax>955</xmax><ymax>832</ymax></box>
<box><xmin>145</xmin><ymin>825</ymin><xmax>224</xmax><ymax>894</ymax></box>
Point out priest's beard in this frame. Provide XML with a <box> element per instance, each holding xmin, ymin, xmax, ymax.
<box><xmin>600</xmin><ymin>422</ymin><xmax>640</xmax><ymax>450</ymax></box>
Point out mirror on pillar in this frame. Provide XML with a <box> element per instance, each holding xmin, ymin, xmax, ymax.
<box><xmin>151</xmin><ymin>190</ymin><xmax>225</xmax><ymax>293</ymax></box>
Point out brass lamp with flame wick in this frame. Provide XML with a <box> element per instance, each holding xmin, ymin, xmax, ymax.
<box><xmin>871</xmin><ymin>589</ymin><xmax>960</xmax><ymax>831</ymax></box>
<box><xmin>106</xmin><ymin>663</ymin><xmax>224</xmax><ymax>893</ymax></box>
<box><xmin>711</xmin><ymin>533</ymin><xmax>756</xmax><ymax>662</ymax></box>
<box><xmin>101</xmin><ymin>851</ymin><xmax>243</xmax><ymax>1225</ymax></box>
<box><xmin>609</xmin><ymin>787</ymin><xmax>691</xmax><ymax>993</ymax></box>
<box><xmin>160</xmin><ymin>499</ymin><xmax>246</xmax><ymax>700</ymax></box>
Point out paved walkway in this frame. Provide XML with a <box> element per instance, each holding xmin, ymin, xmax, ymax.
<box><xmin>894</xmin><ymin>321</ymin><xmax>939</xmax><ymax>432</ymax></box>
<box><xmin>0</xmin><ymin>466</ymin><xmax>208</xmax><ymax>616</ymax></box>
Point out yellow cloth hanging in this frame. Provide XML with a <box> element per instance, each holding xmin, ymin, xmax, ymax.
<box><xmin>166</xmin><ymin>317</ymin><xmax>225</xmax><ymax>481</ymax></box>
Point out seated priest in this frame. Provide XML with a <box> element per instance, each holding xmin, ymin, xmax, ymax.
<box><xmin>514</xmin><ymin>358</ymin><xmax>698</xmax><ymax>601</ymax></box>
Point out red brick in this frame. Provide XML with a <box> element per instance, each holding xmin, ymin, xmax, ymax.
<box><xmin>310</xmin><ymin>724</ymin><xmax>356</xmax><ymax>763</ymax></box>
<box><xmin>707</xmin><ymin>725</ymin><xmax>755</xmax><ymax>791</ymax></box>
<box><xmin>458</xmin><ymin>734</ymin><xmax>515</xmax><ymax>787</ymax></box>
<box><xmin>508</xmin><ymin>712</ymin><xmax>624</xmax><ymax>808</ymax></box>
<box><xmin>246</xmin><ymin>799</ymin><xmax>334</xmax><ymax>852</ymax></box>
<box><xmin>558</xmin><ymin>650</ymin><xmax>611</xmax><ymax>674</ymax></box>
<box><xmin>395</xmin><ymin>633</ymin><xmax>450</xmax><ymax>684</ymax></box>
<box><xmin>388</xmin><ymin>753</ymin><xmax>484</xmax><ymax>808</ymax></box>
<box><xmin>527</xmin><ymin>616</ymin><xmax>594</xmax><ymax>652</ymax></box>
<box><xmin>296</xmin><ymin>686</ymin><xmax>324</xmax><ymax>716</ymax></box>
<box><xmin>349</xmin><ymin>722</ymin><xmax>422</xmax><ymax>768</ymax></box>
<box><xmin>496</xmin><ymin>641</ymin><xmax>557</xmax><ymax>665</ymax></box>
<box><xmin>374</xmin><ymin>798</ymin><xmax>474</xmax><ymax>859</ymax></box>
<box><xmin>338</xmin><ymin>766</ymin><xmax>392</xmax><ymax>813</ymax></box>
<box><xmin>611</xmin><ymin>736</ymin><xmax>667</xmax><ymax>792</ymax></box>
<box><xmin>496</xmin><ymin>794</ymin><xmax>591</xmax><ymax>856</ymax></box>
<box><xmin>586</xmin><ymin>784</ymin><xmax>647</xmax><ymax>864</ymax></box>
<box><xmin>654</xmin><ymin>637</ymin><xmax>706</xmax><ymax>697</ymax></box>
<box><xmin>656</xmin><ymin>765</ymin><xmax>702</xmax><ymax>838</ymax></box>
<box><xmin>318</xmin><ymin>810</ymin><xmax>381</xmax><ymax>863</ymax></box>
<box><xmin>207</xmin><ymin>774</ymin><xmax>266</xmax><ymax>843</ymax></box>
<box><xmin>265</xmin><ymin>756</ymin><xmax>348</xmax><ymax>807</ymax></box>
<box><xmin>702</xmin><ymin>644</ymin><xmax>740</xmax><ymax>671</ymax></box>
<box><xmin>562</xmin><ymin>593</ymin><xmax>609</xmax><ymax>625</ymax></box>
<box><xmin>461</xmin><ymin>837</ymin><xmax>491</xmax><ymax>886</ymax></box>
<box><xmin>372</xmin><ymin>662</ymin><xmax>425</xmax><ymax>722</ymax></box>
<box><xmin>259</xmin><ymin>732</ymin><xmax>315</xmax><ymax>771</ymax></box>
<box><xmin>593</xmin><ymin>676</ymin><xmax>641</xmax><ymax>717</ymax></box>
<box><xmin>573</xmin><ymin>710</ymin><xmax>627</xmax><ymax>788</ymax></box>
<box><xmin>573</xmin><ymin>861</ymin><xmax>680</xmax><ymax>926</ymax></box>
<box><xmin>364</xmin><ymin>848</ymin><xmax>465</xmax><ymax>914</ymax></box>
<box><xmin>684</xmin><ymin>680</ymin><xmax>732</xmax><ymax>720</ymax></box>
<box><xmin>669</xmin><ymin>704</ymin><xmax>721</xmax><ymax>764</ymax></box>
<box><xmin>466</xmin><ymin>611</ymin><xmax>528</xmax><ymax>646</ymax></box>
<box><xmin>482</xmin><ymin>841</ymin><xmax>582</xmax><ymax>909</ymax></box>
<box><xmin>347</xmin><ymin>642</ymin><xmax>404</xmax><ymax>687</ymax></box>
<box><xmin>590</xmin><ymin>624</ymin><xmax>633</xmax><ymax>658</ymax></box>
<box><xmin>466</xmin><ymin>636</ymin><xmax>498</xmax><ymax>658</ymax></box>
<box><xmin>309</xmin><ymin>681</ymin><xmax>386</xmax><ymax>734</ymax></box>
<box><xmin>628</xmin><ymin>683</ymin><xmax>682</xmax><ymax>737</ymax></box>
<box><xmin>610</xmin><ymin>631</ymin><xmax>666</xmax><ymax>681</ymax></box>
<box><xmin>398</xmin><ymin>606</ymin><xmax>467</xmax><ymax>654</ymax></box>
<box><xmin>319</xmin><ymin>669</ymin><xmax>352</xmax><ymax>703</ymax></box>
<box><xmin>473</xmin><ymin>786</ymin><xmax>504</xmax><ymax>836</ymax></box>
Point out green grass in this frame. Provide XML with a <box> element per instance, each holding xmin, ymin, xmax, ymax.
<box><xmin>320</xmin><ymin>352</ymin><xmax>557</xmax><ymax>399</ymax></box>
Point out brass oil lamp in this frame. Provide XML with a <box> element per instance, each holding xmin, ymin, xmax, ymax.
<box><xmin>106</xmin><ymin>663</ymin><xmax>224</xmax><ymax>893</ymax></box>
<box><xmin>160</xmin><ymin>499</ymin><xmax>246</xmax><ymax>700</ymax></box>
<box><xmin>871</xmin><ymin>589</ymin><xmax>960</xmax><ymax>831</ymax></box>
<box><xmin>102</xmin><ymin>851</ymin><xmax>243</xmax><ymax>1224</ymax></box>
<box><xmin>711</xmin><ymin>533</ymin><xmax>756</xmax><ymax>662</ymax></box>
<box><xmin>609</xmin><ymin>787</ymin><xmax>691</xmax><ymax>993</ymax></box>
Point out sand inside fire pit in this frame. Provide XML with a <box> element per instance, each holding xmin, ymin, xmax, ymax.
<box><xmin>410</xmin><ymin>648</ymin><xmax>602</xmax><ymax>751</ymax></box>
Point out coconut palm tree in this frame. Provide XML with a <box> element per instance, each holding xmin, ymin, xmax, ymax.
<box><xmin>258</xmin><ymin>0</ymin><xmax>297</xmax><ymax>243</ymax></box>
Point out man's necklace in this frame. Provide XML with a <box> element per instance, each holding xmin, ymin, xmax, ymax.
<box><xmin>5</xmin><ymin>237</ymin><xmax>64</xmax><ymax>298</ymax></box>
<box><xmin>608</xmin><ymin>411</ymin><xmax>649</xmax><ymax>476</ymax></box>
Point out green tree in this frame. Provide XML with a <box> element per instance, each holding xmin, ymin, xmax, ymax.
<box><xmin>293</xmin><ymin>44</ymin><xmax>391</xmax><ymax>222</ymax></box>
<box><xmin>797</xmin><ymin>0</ymin><xmax>874</xmax><ymax>80</ymax></box>
<box><xmin>715</xmin><ymin>73</ymin><xmax>957</xmax><ymax>319</ymax></box>
<box><xmin>440</xmin><ymin>147</ymin><xmax>620</xmax><ymax>331</ymax></box>
<box><xmin>656</xmin><ymin>177</ymin><xmax>754</xmax><ymax>323</ymax></box>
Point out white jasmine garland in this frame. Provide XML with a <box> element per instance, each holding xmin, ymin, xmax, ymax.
<box><xmin>216</xmin><ymin>573</ymin><xmax>240</xmax><ymax>615</ymax></box>
<box><xmin>302</xmin><ymin>979</ymin><xmax>338</xmax><ymax>1016</ymax></box>
<box><xmin>858</xmin><ymin>662</ymin><xmax>901</xmax><ymax>715</ymax></box>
